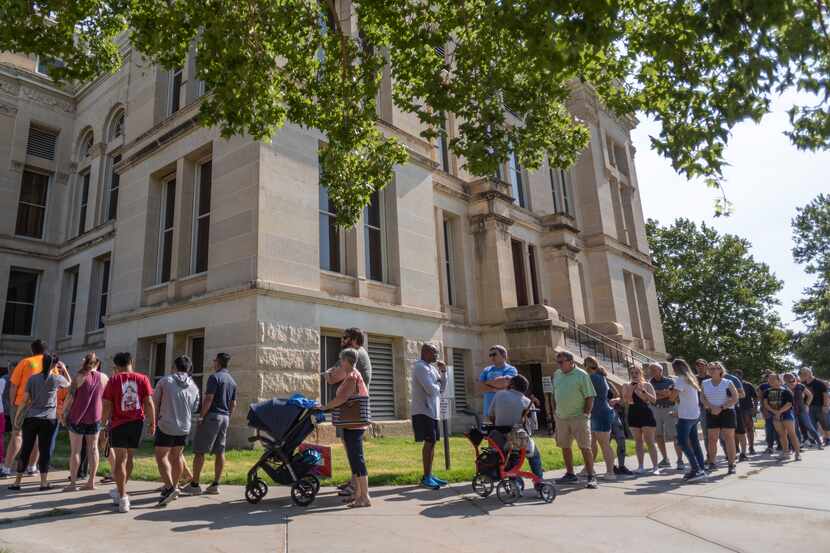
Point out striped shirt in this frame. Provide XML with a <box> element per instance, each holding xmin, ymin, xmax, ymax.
<box><xmin>702</xmin><ymin>379</ymin><xmax>731</xmax><ymax>407</ymax></box>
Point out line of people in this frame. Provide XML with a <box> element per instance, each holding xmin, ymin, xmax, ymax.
<box><xmin>2</xmin><ymin>340</ymin><xmax>239</xmax><ymax>513</ymax></box>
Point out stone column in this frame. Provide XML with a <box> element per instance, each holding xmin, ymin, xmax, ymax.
<box><xmin>542</xmin><ymin>247</ymin><xmax>587</xmax><ymax>324</ymax></box>
<box><xmin>471</xmin><ymin>215</ymin><xmax>517</xmax><ymax>325</ymax></box>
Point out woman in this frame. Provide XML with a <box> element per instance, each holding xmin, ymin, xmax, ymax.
<box><xmin>585</xmin><ymin>356</ymin><xmax>617</xmax><ymax>480</ymax></box>
<box><xmin>784</xmin><ymin>373</ymin><xmax>821</xmax><ymax>449</ymax></box>
<box><xmin>701</xmin><ymin>361</ymin><xmax>739</xmax><ymax>474</ymax></box>
<box><xmin>763</xmin><ymin>373</ymin><xmax>801</xmax><ymax>461</ymax></box>
<box><xmin>9</xmin><ymin>354</ymin><xmax>70</xmax><ymax>491</ymax></box>
<box><xmin>623</xmin><ymin>365</ymin><xmax>660</xmax><ymax>474</ymax></box>
<box><xmin>671</xmin><ymin>359</ymin><xmax>707</xmax><ymax>481</ymax></box>
<box><xmin>62</xmin><ymin>352</ymin><xmax>108</xmax><ymax>491</ymax></box>
<box><xmin>323</xmin><ymin>348</ymin><xmax>371</xmax><ymax>508</ymax></box>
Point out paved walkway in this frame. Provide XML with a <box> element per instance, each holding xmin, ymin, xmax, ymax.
<box><xmin>1</xmin><ymin>448</ymin><xmax>829</xmax><ymax>553</ymax></box>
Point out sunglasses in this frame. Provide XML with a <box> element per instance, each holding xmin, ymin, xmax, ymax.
<box><xmin>557</xmin><ymin>358</ymin><xmax>570</xmax><ymax>364</ymax></box>
<box><xmin>488</xmin><ymin>352</ymin><xmax>499</xmax><ymax>357</ymax></box>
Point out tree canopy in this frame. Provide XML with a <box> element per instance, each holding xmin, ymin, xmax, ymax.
<box><xmin>647</xmin><ymin>218</ymin><xmax>789</xmax><ymax>381</ymax></box>
<box><xmin>3</xmin><ymin>1</ymin><xmax>830</xmax><ymax>224</ymax></box>
<box><xmin>791</xmin><ymin>193</ymin><xmax>830</xmax><ymax>377</ymax></box>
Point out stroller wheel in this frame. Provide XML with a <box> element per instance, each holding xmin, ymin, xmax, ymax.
<box><xmin>496</xmin><ymin>478</ymin><xmax>521</xmax><ymax>505</ymax></box>
<box><xmin>538</xmin><ymin>482</ymin><xmax>556</xmax><ymax>504</ymax></box>
<box><xmin>291</xmin><ymin>475</ymin><xmax>318</xmax><ymax>507</ymax></box>
<box><xmin>472</xmin><ymin>474</ymin><xmax>494</xmax><ymax>498</ymax></box>
<box><xmin>245</xmin><ymin>478</ymin><xmax>268</xmax><ymax>504</ymax></box>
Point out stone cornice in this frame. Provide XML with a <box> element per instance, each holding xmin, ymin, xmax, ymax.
<box><xmin>581</xmin><ymin>232</ymin><xmax>654</xmax><ymax>269</ymax></box>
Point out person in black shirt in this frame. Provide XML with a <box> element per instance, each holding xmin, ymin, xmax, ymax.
<box><xmin>733</xmin><ymin>370</ymin><xmax>758</xmax><ymax>455</ymax></box>
<box><xmin>762</xmin><ymin>373</ymin><xmax>800</xmax><ymax>461</ymax></box>
<box><xmin>784</xmin><ymin>373</ymin><xmax>823</xmax><ymax>449</ymax></box>
<box><xmin>799</xmin><ymin>368</ymin><xmax>830</xmax><ymax>446</ymax></box>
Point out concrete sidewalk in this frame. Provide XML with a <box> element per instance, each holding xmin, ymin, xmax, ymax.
<box><xmin>1</xmin><ymin>448</ymin><xmax>829</xmax><ymax>553</ymax></box>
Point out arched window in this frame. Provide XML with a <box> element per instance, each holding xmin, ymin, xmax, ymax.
<box><xmin>79</xmin><ymin>129</ymin><xmax>94</xmax><ymax>159</ymax></box>
<box><xmin>109</xmin><ymin>109</ymin><xmax>125</xmax><ymax>141</ymax></box>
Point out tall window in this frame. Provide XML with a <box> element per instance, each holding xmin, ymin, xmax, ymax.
<box><xmin>508</xmin><ymin>149</ymin><xmax>525</xmax><ymax>207</ymax></box>
<box><xmin>2</xmin><ymin>269</ymin><xmax>39</xmax><ymax>336</ymax></box>
<box><xmin>511</xmin><ymin>239</ymin><xmax>529</xmax><ymax>307</ymax></box>
<box><xmin>319</xmin><ymin>335</ymin><xmax>340</xmax><ymax>404</ymax></box>
<box><xmin>190</xmin><ymin>336</ymin><xmax>206</xmax><ymax>399</ymax></box>
<box><xmin>152</xmin><ymin>341</ymin><xmax>167</xmax><ymax>385</ymax></box>
<box><xmin>169</xmin><ymin>67</ymin><xmax>183</xmax><ymax>115</ymax></box>
<box><xmin>15</xmin><ymin>171</ymin><xmax>49</xmax><ymax>238</ymax></box>
<box><xmin>97</xmin><ymin>257</ymin><xmax>111</xmax><ymax>329</ymax></box>
<box><xmin>193</xmin><ymin>160</ymin><xmax>212</xmax><ymax>273</ymax></box>
<box><xmin>319</xmin><ymin>185</ymin><xmax>341</xmax><ymax>272</ymax></box>
<box><xmin>109</xmin><ymin>111</ymin><xmax>125</xmax><ymax>140</ymax></box>
<box><xmin>158</xmin><ymin>178</ymin><xmax>176</xmax><ymax>283</ymax></box>
<box><xmin>437</xmin><ymin>114</ymin><xmax>450</xmax><ymax>173</ymax></box>
<box><xmin>364</xmin><ymin>190</ymin><xmax>385</xmax><ymax>282</ymax></box>
<box><xmin>550</xmin><ymin>167</ymin><xmax>572</xmax><ymax>216</ymax></box>
<box><xmin>65</xmin><ymin>268</ymin><xmax>79</xmax><ymax>336</ymax></box>
<box><xmin>452</xmin><ymin>349</ymin><xmax>469</xmax><ymax>413</ymax></box>
<box><xmin>442</xmin><ymin>217</ymin><xmax>455</xmax><ymax>306</ymax></box>
<box><xmin>77</xmin><ymin>171</ymin><xmax>90</xmax><ymax>236</ymax></box>
<box><xmin>79</xmin><ymin>131</ymin><xmax>94</xmax><ymax>159</ymax></box>
<box><xmin>106</xmin><ymin>154</ymin><xmax>121</xmax><ymax>221</ymax></box>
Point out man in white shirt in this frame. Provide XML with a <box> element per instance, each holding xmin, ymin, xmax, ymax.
<box><xmin>410</xmin><ymin>343</ymin><xmax>447</xmax><ymax>490</ymax></box>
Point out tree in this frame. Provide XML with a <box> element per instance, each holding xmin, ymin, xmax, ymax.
<box><xmin>646</xmin><ymin>218</ymin><xmax>789</xmax><ymax>380</ymax></box>
<box><xmin>3</xmin><ymin>1</ymin><xmax>830</xmax><ymax>224</ymax></box>
<box><xmin>791</xmin><ymin>193</ymin><xmax>830</xmax><ymax>377</ymax></box>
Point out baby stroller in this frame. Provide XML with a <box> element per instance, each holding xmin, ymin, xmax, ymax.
<box><xmin>245</xmin><ymin>396</ymin><xmax>325</xmax><ymax>506</ymax></box>
<box><xmin>461</xmin><ymin>409</ymin><xmax>556</xmax><ymax>505</ymax></box>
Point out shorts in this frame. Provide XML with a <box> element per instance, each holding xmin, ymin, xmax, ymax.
<box><xmin>193</xmin><ymin>413</ymin><xmax>230</xmax><ymax>455</ymax></box>
<box><xmin>412</xmin><ymin>414</ymin><xmax>439</xmax><ymax>443</ymax></box>
<box><xmin>555</xmin><ymin>415</ymin><xmax>591</xmax><ymax>449</ymax></box>
<box><xmin>590</xmin><ymin>409</ymin><xmax>614</xmax><ymax>433</ymax></box>
<box><xmin>706</xmin><ymin>409</ymin><xmax>737</xmax><ymax>430</ymax></box>
<box><xmin>651</xmin><ymin>405</ymin><xmax>678</xmax><ymax>440</ymax></box>
<box><xmin>68</xmin><ymin>422</ymin><xmax>101</xmax><ymax>435</ymax></box>
<box><xmin>628</xmin><ymin>407</ymin><xmax>656</xmax><ymax>429</ymax></box>
<box><xmin>109</xmin><ymin>420</ymin><xmax>144</xmax><ymax>449</ymax></box>
<box><xmin>155</xmin><ymin>429</ymin><xmax>187</xmax><ymax>448</ymax></box>
<box><xmin>733</xmin><ymin>408</ymin><xmax>746</xmax><ymax>434</ymax></box>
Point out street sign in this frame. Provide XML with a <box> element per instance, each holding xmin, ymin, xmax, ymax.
<box><xmin>542</xmin><ymin>376</ymin><xmax>553</xmax><ymax>394</ymax></box>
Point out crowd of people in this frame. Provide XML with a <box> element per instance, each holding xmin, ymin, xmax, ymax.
<box><xmin>2</xmin><ymin>335</ymin><xmax>829</xmax><ymax>512</ymax></box>
<box><xmin>1</xmin><ymin>339</ymin><xmax>238</xmax><ymax>513</ymax></box>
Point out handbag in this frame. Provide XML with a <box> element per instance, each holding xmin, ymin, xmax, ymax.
<box><xmin>331</xmin><ymin>378</ymin><xmax>371</xmax><ymax>428</ymax></box>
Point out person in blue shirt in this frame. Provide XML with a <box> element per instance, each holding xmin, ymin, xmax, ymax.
<box><xmin>476</xmin><ymin>345</ymin><xmax>518</xmax><ymax>416</ymax></box>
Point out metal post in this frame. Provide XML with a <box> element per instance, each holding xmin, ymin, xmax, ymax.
<box><xmin>442</xmin><ymin>418</ymin><xmax>451</xmax><ymax>470</ymax></box>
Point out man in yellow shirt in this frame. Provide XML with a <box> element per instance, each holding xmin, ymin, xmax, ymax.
<box><xmin>2</xmin><ymin>340</ymin><xmax>45</xmax><ymax>477</ymax></box>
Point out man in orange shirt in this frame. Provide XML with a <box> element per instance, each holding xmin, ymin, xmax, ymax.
<box><xmin>2</xmin><ymin>340</ymin><xmax>45</xmax><ymax>478</ymax></box>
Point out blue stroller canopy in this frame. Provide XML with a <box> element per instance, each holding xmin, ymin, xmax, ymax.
<box><xmin>247</xmin><ymin>395</ymin><xmax>322</xmax><ymax>441</ymax></box>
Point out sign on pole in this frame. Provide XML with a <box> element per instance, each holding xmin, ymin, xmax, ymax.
<box><xmin>441</xmin><ymin>365</ymin><xmax>453</xmax><ymax>470</ymax></box>
<box><xmin>542</xmin><ymin>376</ymin><xmax>553</xmax><ymax>394</ymax></box>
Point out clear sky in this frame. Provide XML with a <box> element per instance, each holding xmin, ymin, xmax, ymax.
<box><xmin>631</xmin><ymin>92</ymin><xmax>830</xmax><ymax>332</ymax></box>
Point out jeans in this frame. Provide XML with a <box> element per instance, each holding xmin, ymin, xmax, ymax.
<box><xmin>796</xmin><ymin>409</ymin><xmax>822</xmax><ymax>444</ymax></box>
<box><xmin>809</xmin><ymin>405</ymin><xmax>830</xmax><ymax>436</ymax></box>
<box><xmin>527</xmin><ymin>446</ymin><xmax>543</xmax><ymax>479</ymax></box>
<box><xmin>342</xmin><ymin>428</ymin><xmax>367</xmax><ymax>477</ymax></box>
<box><xmin>764</xmin><ymin>417</ymin><xmax>782</xmax><ymax>448</ymax></box>
<box><xmin>699</xmin><ymin>411</ymin><xmax>709</xmax><ymax>452</ymax></box>
<box><xmin>611</xmin><ymin>413</ymin><xmax>627</xmax><ymax>467</ymax></box>
<box><xmin>18</xmin><ymin>418</ymin><xmax>58</xmax><ymax>474</ymax></box>
<box><xmin>676</xmin><ymin>418</ymin><xmax>705</xmax><ymax>473</ymax></box>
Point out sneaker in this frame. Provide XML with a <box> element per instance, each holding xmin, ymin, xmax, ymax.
<box><xmin>795</xmin><ymin>451</ymin><xmax>802</xmax><ymax>461</ymax></box>
<box><xmin>633</xmin><ymin>467</ymin><xmax>647</xmax><ymax>475</ymax></box>
<box><xmin>181</xmin><ymin>483</ymin><xmax>203</xmax><ymax>496</ymax></box>
<box><xmin>727</xmin><ymin>465</ymin><xmax>736</xmax><ymax>475</ymax></box>
<box><xmin>205</xmin><ymin>482</ymin><xmax>220</xmax><ymax>495</ymax></box>
<box><xmin>738</xmin><ymin>453</ymin><xmax>748</xmax><ymax>462</ymax></box>
<box><xmin>118</xmin><ymin>496</ymin><xmax>131</xmax><ymax>513</ymax></box>
<box><xmin>577</xmin><ymin>468</ymin><xmax>588</xmax><ymax>477</ymax></box>
<box><xmin>555</xmin><ymin>473</ymin><xmax>579</xmax><ymax>484</ymax></box>
<box><xmin>613</xmin><ymin>465</ymin><xmax>620</xmax><ymax>475</ymax></box>
<box><xmin>689</xmin><ymin>471</ymin><xmax>707</xmax><ymax>482</ymax></box>
<box><xmin>658</xmin><ymin>459</ymin><xmax>671</xmax><ymax>468</ymax></box>
<box><xmin>599</xmin><ymin>472</ymin><xmax>617</xmax><ymax>481</ymax></box>
<box><xmin>706</xmin><ymin>463</ymin><xmax>717</xmax><ymax>472</ymax></box>
<box><xmin>676</xmin><ymin>460</ymin><xmax>685</xmax><ymax>471</ymax></box>
<box><xmin>25</xmin><ymin>466</ymin><xmax>39</xmax><ymax>477</ymax></box>
<box><xmin>749</xmin><ymin>447</ymin><xmax>756</xmax><ymax>455</ymax></box>
<box><xmin>651</xmin><ymin>467</ymin><xmax>663</xmax><ymax>475</ymax></box>
<box><xmin>585</xmin><ymin>475</ymin><xmax>599</xmax><ymax>489</ymax></box>
<box><xmin>420</xmin><ymin>476</ymin><xmax>440</xmax><ymax>490</ymax></box>
<box><xmin>337</xmin><ymin>484</ymin><xmax>355</xmax><ymax>497</ymax></box>
<box><xmin>0</xmin><ymin>467</ymin><xmax>9</xmax><ymax>479</ymax></box>
<box><xmin>157</xmin><ymin>486</ymin><xmax>179</xmax><ymax>507</ymax></box>
<box><xmin>818</xmin><ymin>442</ymin><xmax>825</xmax><ymax>451</ymax></box>
<box><xmin>109</xmin><ymin>488</ymin><xmax>120</xmax><ymax>505</ymax></box>
<box><xmin>682</xmin><ymin>471</ymin><xmax>695</xmax><ymax>481</ymax></box>
<box><xmin>431</xmin><ymin>475</ymin><xmax>448</xmax><ymax>486</ymax></box>
<box><xmin>764</xmin><ymin>447</ymin><xmax>774</xmax><ymax>455</ymax></box>
<box><xmin>617</xmin><ymin>466</ymin><xmax>635</xmax><ymax>477</ymax></box>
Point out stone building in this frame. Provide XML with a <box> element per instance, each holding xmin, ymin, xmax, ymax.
<box><xmin>0</xmin><ymin>37</ymin><xmax>666</xmax><ymax>445</ymax></box>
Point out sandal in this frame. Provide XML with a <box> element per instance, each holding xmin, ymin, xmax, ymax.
<box><xmin>62</xmin><ymin>484</ymin><xmax>78</xmax><ymax>492</ymax></box>
<box><xmin>100</xmin><ymin>476</ymin><xmax>114</xmax><ymax>484</ymax></box>
<box><xmin>39</xmin><ymin>484</ymin><xmax>53</xmax><ymax>491</ymax></box>
<box><xmin>80</xmin><ymin>483</ymin><xmax>96</xmax><ymax>491</ymax></box>
<box><xmin>346</xmin><ymin>500</ymin><xmax>372</xmax><ymax>508</ymax></box>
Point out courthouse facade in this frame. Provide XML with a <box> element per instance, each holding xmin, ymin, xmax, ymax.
<box><xmin>0</xmin><ymin>38</ymin><xmax>665</xmax><ymax>444</ymax></box>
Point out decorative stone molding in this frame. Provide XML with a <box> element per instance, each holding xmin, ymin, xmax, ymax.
<box><xmin>469</xmin><ymin>213</ymin><xmax>514</xmax><ymax>235</ymax></box>
<box><xmin>20</xmin><ymin>85</ymin><xmax>75</xmax><ymax>113</ymax></box>
<box><xmin>10</xmin><ymin>160</ymin><xmax>23</xmax><ymax>172</ymax></box>
<box><xmin>0</xmin><ymin>79</ymin><xmax>18</xmax><ymax>98</ymax></box>
<box><xmin>55</xmin><ymin>172</ymin><xmax>69</xmax><ymax>185</ymax></box>
<box><xmin>0</xmin><ymin>101</ymin><xmax>17</xmax><ymax>116</ymax></box>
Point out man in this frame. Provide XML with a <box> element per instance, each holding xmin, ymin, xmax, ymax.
<box><xmin>410</xmin><ymin>343</ymin><xmax>447</xmax><ymax>490</ymax></box>
<box><xmin>153</xmin><ymin>355</ymin><xmax>200</xmax><ymax>506</ymax></box>
<box><xmin>102</xmin><ymin>352</ymin><xmax>156</xmax><ymax>513</ymax></box>
<box><xmin>800</xmin><ymin>367</ymin><xmax>830</xmax><ymax>446</ymax></box>
<box><xmin>334</xmin><ymin>328</ymin><xmax>371</xmax><ymax>498</ymax></box>
<box><xmin>694</xmin><ymin>359</ymin><xmax>710</xmax><ymax>452</ymax></box>
<box><xmin>3</xmin><ymin>340</ymin><xmax>46</xmax><ymax>477</ymax></box>
<box><xmin>719</xmin><ymin>365</ymin><xmax>747</xmax><ymax>461</ymax></box>
<box><xmin>758</xmin><ymin>370</ymin><xmax>779</xmax><ymax>453</ymax></box>
<box><xmin>185</xmin><ymin>352</ymin><xmax>237</xmax><ymax>495</ymax></box>
<box><xmin>552</xmin><ymin>350</ymin><xmax>598</xmax><ymax>489</ymax></box>
<box><xmin>733</xmin><ymin>370</ymin><xmax>759</xmax><ymax>454</ymax></box>
<box><xmin>489</xmin><ymin>375</ymin><xmax>545</xmax><ymax>487</ymax></box>
<box><xmin>477</xmin><ymin>345</ymin><xmax>518</xmax><ymax>417</ymax></box>
<box><xmin>648</xmin><ymin>363</ymin><xmax>684</xmax><ymax>470</ymax></box>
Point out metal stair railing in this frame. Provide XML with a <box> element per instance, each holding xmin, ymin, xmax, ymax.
<box><xmin>558</xmin><ymin>313</ymin><xmax>659</xmax><ymax>377</ymax></box>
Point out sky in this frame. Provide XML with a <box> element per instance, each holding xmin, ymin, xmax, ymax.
<box><xmin>631</xmin><ymin>92</ymin><xmax>830</xmax><ymax>333</ymax></box>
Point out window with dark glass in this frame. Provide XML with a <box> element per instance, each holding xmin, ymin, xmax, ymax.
<box><xmin>159</xmin><ymin>179</ymin><xmax>176</xmax><ymax>283</ymax></box>
<box><xmin>442</xmin><ymin>217</ymin><xmax>454</xmax><ymax>306</ymax></box>
<box><xmin>319</xmin><ymin>335</ymin><xmax>340</xmax><ymax>404</ymax></box>
<box><xmin>97</xmin><ymin>258</ymin><xmax>111</xmax><ymax>329</ymax></box>
<box><xmin>528</xmin><ymin>245</ymin><xmax>540</xmax><ymax>305</ymax></box>
<box><xmin>77</xmin><ymin>171</ymin><xmax>90</xmax><ymax>236</ymax></box>
<box><xmin>550</xmin><ymin>167</ymin><xmax>572</xmax><ymax>216</ymax></box>
<box><xmin>169</xmin><ymin>67</ymin><xmax>183</xmax><ymax>115</ymax></box>
<box><xmin>193</xmin><ymin>160</ymin><xmax>212</xmax><ymax>273</ymax></box>
<box><xmin>152</xmin><ymin>341</ymin><xmax>167</xmax><ymax>385</ymax></box>
<box><xmin>508</xmin><ymin>149</ymin><xmax>525</xmax><ymax>207</ymax></box>
<box><xmin>437</xmin><ymin>114</ymin><xmax>450</xmax><ymax>173</ymax></box>
<box><xmin>66</xmin><ymin>268</ymin><xmax>79</xmax><ymax>336</ymax></box>
<box><xmin>319</xmin><ymin>185</ymin><xmax>340</xmax><ymax>272</ymax></box>
<box><xmin>15</xmin><ymin>171</ymin><xmax>49</xmax><ymax>238</ymax></box>
<box><xmin>107</xmin><ymin>155</ymin><xmax>121</xmax><ymax>221</ymax></box>
<box><xmin>190</xmin><ymin>336</ymin><xmax>205</xmax><ymax>399</ymax></box>
<box><xmin>364</xmin><ymin>190</ymin><xmax>384</xmax><ymax>282</ymax></box>
<box><xmin>2</xmin><ymin>269</ymin><xmax>38</xmax><ymax>336</ymax></box>
<box><xmin>511</xmin><ymin>239</ymin><xmax>528</xmax><ymax>307</ymax></box>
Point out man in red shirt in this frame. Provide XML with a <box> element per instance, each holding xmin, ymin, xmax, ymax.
<box><xmin>102</xmin><ymin>352</ymin><xmax>155</xmax><ymax>513</ymax></box>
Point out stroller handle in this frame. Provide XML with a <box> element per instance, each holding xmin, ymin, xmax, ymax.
<box><xmin>459</xmin><ymin>408</ymin><xmax>483</xmax><ymax>428</ymax></box>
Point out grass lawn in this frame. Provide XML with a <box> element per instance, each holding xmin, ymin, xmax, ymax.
<box><xmin>44</xmin><ymin>432</ymin><xmax>636</xmax><ymax>488</ymax></box>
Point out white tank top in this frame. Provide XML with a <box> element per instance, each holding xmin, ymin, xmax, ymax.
<box><xmin>703</xmin><ymin>379</ymin><xmax>730</xmax><ymax>407</ymax></box>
